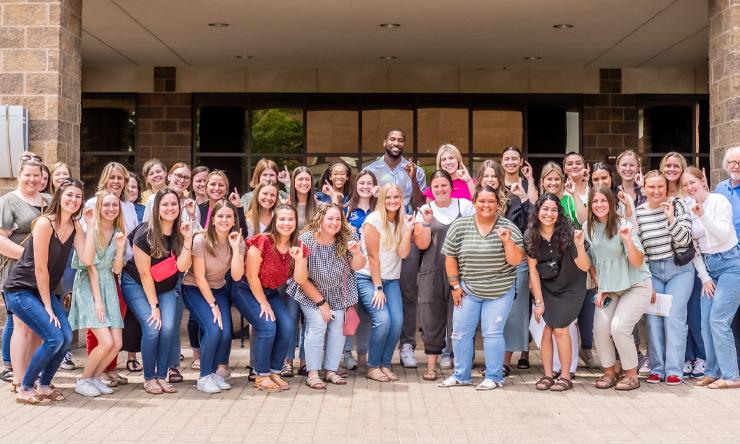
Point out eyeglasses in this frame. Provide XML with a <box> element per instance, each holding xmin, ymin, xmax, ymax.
<box><xmin>728</xmin><ymin>160</ymin><xmax>740</xmax><ymax>168</ymax></box>
<box><xmin>172</xmin><ymin>173</ymin><xmax>191</xmax><ymax>182</ymax></box>
<box><xmin>20</xmin><ymin>153</ymin><xmax>43</xmax><ymax>164</ymax></box>
<box><xmin>59</xmin><ymin>177</ymin><xmax>83</xmax><ymax>187</ymax></box>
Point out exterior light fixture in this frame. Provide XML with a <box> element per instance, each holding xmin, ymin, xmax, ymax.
<box><xmin>208</xmin><ymin>23</ymin><xmax>229</xmax><ymax>27</ymax></box>
<box><xmin>379</xmin><ymin>56</ymin><xmax>398</xmax><ymax>60</ymax></box>
<box><xmin>524</xmin><ymin>56</ymin><xmax>542</xmax><ymax>61</ymax></box>
<box><xmin>553</xmin><ymin>24</ymin><xmax>574</xmax><ymax>29</ymax></box>
<box><xmin>379</xmin><ymin>23</ymin><xmax>401</xmax><ymax>28</ymax></box>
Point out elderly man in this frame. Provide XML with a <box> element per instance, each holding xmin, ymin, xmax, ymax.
<box><xmin>716</xmin><ymin>146</ymin><xmax>740</xmax><ymax>366</ymax></box>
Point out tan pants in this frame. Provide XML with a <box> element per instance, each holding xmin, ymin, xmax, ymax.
<box><xmin>593</xmin><ymin>279</ymin><xmax>653</xmax><ymax>371</ymax></box>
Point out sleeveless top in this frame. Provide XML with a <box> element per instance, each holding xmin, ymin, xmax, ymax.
<box><xmin>3</xmin><ymin>217</ymin><xmax>76</xmax><ymax>295</ymax></box>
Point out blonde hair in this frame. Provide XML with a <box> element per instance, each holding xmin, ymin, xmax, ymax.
<box><xmin>539</xmin><ymin>161</ymin><xmax>565</xmax><ymax>195</ymax></box>
<box><xmin>250</xmin><ymin>158</ymin><xmax>279</xmax><ymax>189</ymax></box>
<box><xmin>659</xmin><ymin>152</ymin><xmax>688</xmax><ymax>174</ymax></box>
<box><xmin>436</xmin><ymin>144</ymin><xmax>463</xmax><ymax>171</ymax></box>
<box><xmin>302</xmin><ymin>203</ymin><xmax>354</xmax><ymax>258</ymax></box>
<box><xmin>97</xmin><ymin>162</ymin><xmax>130</xmax><ymax>201</ymax></box>
<box><xmin>682</xmin><ymin>166</ymin><xmax>708</xmax><ymax>191</ymax></box>
<box><xmin>48</xmin><ymin>161</ymin><xmax>70</xmax><ymax>194</ymax></box>
<box><xmin>94</xmin><ymin>190</ymin><xmax>127</xmax><ymax>251</ymax></box>
<box><xmin>374</xmin><ymin>184</ymin><xmax>406</xmax><ymax>250</ymax></box>
<box><xmin>616</xmin><ymin>149</ymin><xmax>641</xmax><ymax>168</ymax></box>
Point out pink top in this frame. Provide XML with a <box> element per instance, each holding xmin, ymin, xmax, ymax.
<box><xmin>423</xmin><ymin>178</ymin><xmax>473</xmax><ymax>201</ymax></box>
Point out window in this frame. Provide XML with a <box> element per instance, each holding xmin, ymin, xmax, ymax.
<box><xmin>417</xmin><ymin>108</ymin><xmax>469</xmax><ymax>156</ymax></box>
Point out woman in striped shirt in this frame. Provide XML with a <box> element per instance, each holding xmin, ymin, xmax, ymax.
<box><xmin>635</xmin><ymin>170</ymin><xmax>695</xmax><ymax>386</ymax></box>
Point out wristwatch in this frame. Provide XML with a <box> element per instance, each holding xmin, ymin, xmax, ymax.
<box><xmin>150</xmin><ymin>303</ymin><xmax>159</xmax><ymax>309</ymax></box>
<box><xmin>375</xmin><ymin>285</ymin><xmax>383</xmax><ymax>291</ymax></box>
<box><xmin>535</xmin><ymin>298</ymin><xmax>543</xmax><ymax>306</ymax></box>
<box><xmin>450</xmin><ymin>284</ymin><xmax>461</xmax><ymax>291</ymax></box>
<box><xmin>316</xmin><ymin>299</ymin><xmax>326</xmax><ymax>307</ymax></box>
<box><xmin>209</xmin><ymin>301</ymin><xmax>216</xmax><ymax>309</ymax></box>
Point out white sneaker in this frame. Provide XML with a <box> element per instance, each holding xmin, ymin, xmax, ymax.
<box><xmin>342</xmin><ymin>351</ymin><xmax>358</xmax><ymax>370</ymax></box>
<box><xmin>638</xmin><ymin>356</ymin><xmax>651</xmax><ymax>375</ymax></box>
<box><xmin>90</xmin><ymin>377</ymin><xmax>114</xmax><ymax>394</ymax></box>
<box><xmin>211</xmin><ymin>373</ymin><xmax>231</xmax><ymax>390</ymax></box>
<box><xmin>60</xmin><ymin>352</ymin><xmax>75</xmax><ymax>371</ymax></box>
<box><xmin>439</xmin><ymin>355</ymin><xmax>453</xmax><ymax>370</ymax></box>
<box><xmin>196</xmin><ymin>375</ymin><xmax>221</xmax><ymax>394</ymax></box>
<box><xmin>692</xmin><ymin>359</ymin><xmax>705</xmax><ymax>378</ymax></box>
<box><xmin>75</xmin><ymin>378</ymin><xmax>101</xmax><ymax>397</ymax></box>
<box><xmin>683</xmin><ymin>361</ymin><xmax>694</xmax><ymax>378</ymax></box>
<box><xmin>399</xmin><ymin>344</ymin><xmax>417</xmax><ymax>368</ymax></box>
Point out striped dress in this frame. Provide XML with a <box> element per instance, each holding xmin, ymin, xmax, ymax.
<box><xmin>634</xmin><ymin>199</ymin><xmax>693</xmax><ymax>261</ymax></box>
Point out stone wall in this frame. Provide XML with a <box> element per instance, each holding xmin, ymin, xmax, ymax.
<box><xmin>0</xmin><ymin>0</ymin><xmax>82</xmax><ymax>192</ymax></box>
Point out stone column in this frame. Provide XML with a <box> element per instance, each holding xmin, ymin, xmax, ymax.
<box><xmin>709</xmin><ymin>0</ymin><xmax>740</xmax><ymax>184</ymax></box>
<box><xmin>0</xmin><ymin>0</ymin><xmax>82</xmax><ymax>188</ymax></box>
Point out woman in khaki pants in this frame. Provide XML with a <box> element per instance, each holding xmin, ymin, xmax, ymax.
<box><xmin>584</xmin><ymin>184</ymin><xmax>653</xmax><ymax>391</ymax></box>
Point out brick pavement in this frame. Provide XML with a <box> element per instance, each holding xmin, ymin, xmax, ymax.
<box><xmin>2</xmin><ymin>342</ymin><xmax>740</xmax><ymax>443</ymax></box>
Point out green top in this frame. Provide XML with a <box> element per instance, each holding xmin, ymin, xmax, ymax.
<box><xmin>584</xmin><ymin>220</ymin><xmax>651</xmax><ymax>293</ymax></box>
<box><xmin>441</xmin><ymin>215</ymin><xmax>523</xmax><ymax>299</ymax></box>
<box><xmin>560</xmin><ymin>194</ymin><xmax>580</xmax><ymax>228</ymax></box>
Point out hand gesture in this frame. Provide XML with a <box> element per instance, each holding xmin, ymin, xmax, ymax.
<box><xmin>510</xmin><ymin>181</ymin><xmax>526</xmax><ymax>200</ymax></box>
<box><xmin>691</xmin><ymin>201</ymin><xmax>704</xmax><ymax>217</ymax></box>
<box><xmin>618</xmin><ymin>224</ymin><xmax>632</xmax><ymax>241</ymax></box>
<box><xmin>147</xmin><ymin>306</ymin><xmax>161</xmax><ymax>330</ymax></box>
<box><xmin>496</xmin><ymin>227</ymin><xmax>512</xmax><ymax>243</ymax></box>
<box><xmin>82</xmin><ymin>207</ymin><xmax>95</xmax><ymax>226</ymax></box>
<box><xmin>660</xmin><ymin>200</ymin><xmax>675</xmax><ymax>223</ymax></box>
<box><xmin>403</xmin><ymin>213</ymin><xmax>415</xmax><ymax>232</ymax></box>
<box><xmin>278</xmin><ymin>165</ymin><xmax>291</xmax><ymax>187</ymax></box>
<box><xmin>372</xmin><ymin>287</ymin><xmax>386</xmax><ymax>309</ymax></box>
<box><xmin>260</xmin><ymin>302</ymin><xmax>276</xmax><ymax>322</ymax></box>
<box><xmin>534</xmin><ymin>304</ymin><xmax>544</xmax><ymax>323</ymax></box>
<box><xmin>456</xmin><ymin>166</ymin><xmax>471</xmax><ymax>182</ymax></box>
<box><xmin>421</xmin><ymin>206</ymin><xmax>434</xmax><ymax>224</ymax></box>
<box><xmin>227</xmin><ymin>231</ymin><xmax>241</xmax><ymax>250</ymax></box>
<box><xmin>322</xmin><ymin>181</ymin><xmax>333</xmax><ymax>196</ymax></box>
<box><xmin>565</xmin><ymin>177</ymin><xmax>575</xmax><ymax>195</ymax></box>
<box><xmin>403</xmin><ymin>159</ymin><xmax>417</xmax><ymax>180</ymax></box>
<box><xmin>289</xmin><ymin>245</ymin><xmax>303</xmax><ymax>260</ymax></box>
<box><xmin>617</xmin><ymin>190</ymin><xmax>630</xmax><ymax>207</ymax></box>
<box><xmin>347</xmin><ymin>240</ymin><xmax>361</xmax><ymax>255</ymax></box>
<box><xmin>95</xmin><ymin>298</ymin><xmax>107</xmax><ymax>324</ymax></box>
<box><xmin>228</xmin><ymin>188</ymin><xmax>242</xmax><ymax>208</ymax></box>
<box><xmin>114</xmin><ymin>231</ymin><xmax>126</xmax><ymax>250</ymax></box>
<box><xmin>579</xmin><ymin>167</ymin><xmax>590</xmax><ymax>182</ymax></box>
<box><xmin>212</xmin><ymin>304</ymin><xmax>223</xmax><ymax>330</ymax></box>
<box><xmin>180</xmin><ymin>221</ymin><xmax>193</xmax><ymax>240</ymax></box>
<box><xmin>594</xmin><ymin>292</ymin><xmax>608</xmax><ymax>308</ymax></box>
<box><xmin>45</xmin><ymin>305</ymin><xmax>60</xmax><ymax>328</ymax></box>
<box><xmin>522</xmin><ymin>161</ymin><xmax>534</xmax><ymax>181</ymax></box>
<box><xmin>635</xmin><ymin>170</ymin><xmax>644</xmax><ymax>187</ymax></box>
<box><xmin>573</xmin><ymin>229</ymin><xmax>585</xmax><ymax>248</ymax></box>
<box><xmin>182</xmin><ymin>198</ymin><xmax>196</xmax><ymax>217</ymax></box>
<box><xmin>370</xmin><ymin>185</ymin><xmax>380</xmax><ymax>198</ymax></box>
<box><xmin>702</xmin><ymin>280</ymin><xmax>716</xmax><ymax>298</ymax></box>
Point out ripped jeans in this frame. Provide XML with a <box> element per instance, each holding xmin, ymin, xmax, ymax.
<box><xmin>450</xmin><ymin>283</ymin><xmax>516</xmax><ymax>384</ymax></box>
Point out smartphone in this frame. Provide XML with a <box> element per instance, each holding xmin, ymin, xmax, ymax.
<box><xmin>591</xmin><ymin>293</ymin><xmax>612</xmax><ymax>308</ymax></box>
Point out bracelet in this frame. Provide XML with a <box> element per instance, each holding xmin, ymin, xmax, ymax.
<box><xmin>150</xmin><ymin>303</ymin><xmax>159</xmax><ymax>309</ymax></box>
<box><xmin>316</xmin><ymin>299</ymin><xmax>326</xmax><ymax>307</ymax></box>
<box><xmin>183</xmin><ymin>245</ymin><xmax>192</xmax><ymax>251</ymax></box>
<box><xmin>422</xmin><ymin>223</ymin><xmax>431</xmax><ymax>228</ymax></box>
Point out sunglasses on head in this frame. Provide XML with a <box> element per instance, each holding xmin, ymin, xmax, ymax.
<box><xmin>20</xmin><ymin>153</ymin><xmax>43</xmax><ymax>163</ymax></box>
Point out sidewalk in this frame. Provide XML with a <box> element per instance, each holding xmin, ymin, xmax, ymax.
<box><xmin>2</xmin><ymin>342</ymin><xmax>740</xmax><ymax>443</ymax></box>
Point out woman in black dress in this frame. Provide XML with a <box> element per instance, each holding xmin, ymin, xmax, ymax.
<box><xmin>526</xmin><ymin>193</ymin><xmax>591</xmax><ymax>392</ymax></box>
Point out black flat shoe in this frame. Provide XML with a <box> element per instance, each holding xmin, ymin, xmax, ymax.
<box><xmin>517</xmin><ymin>358</ymin><xmax>530</xmax><ymax>369</ymax></box>
<box><xmin>503</xmin><ymin>365</ymin><xmax>511</xmax><ymax>377</ymax></box>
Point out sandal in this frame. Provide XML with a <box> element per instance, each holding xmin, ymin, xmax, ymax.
<box><xmin>550</xmin><ymin>378</ymin><xmax>573</xmax><ymax>392</ymax></box>
<box><xmin>166</xmin><ymin>368</ymin><xmax>183</xmax><ymax>384</ymax></box>
<box><xmin>115</xmin><ymin>374</ymin><xmax>128</xmax><ymax>386</ymax></box>
<box><xmin>535</xmin><ymin>376</ymin><xmax>555</xmax><ymax>391</ymax></box>
<box><xmin>280</xmin><ymin>363</ymin><xmax>294</xmax><ymax>378</ymax></box>
<box><xmin>100</xmin><ymin>373</ymin><xmax>118</xmax><ymax>387</ymax></box>
<box><xmin>190</xmin><ymin>359</ymin><xmax>200</xmax><ymax>371</ymax></box>
<box><xmin>707</xmin><ymin>379</ymin><xmax>740</xmax><ymax>389</ymax></box>
<box><xmin>269</xmin><ymin>374</ymin><xmax>290</xmax><ymax>390</ymax></box>
<box><xmin>157</xmin><ymin>379</ymin><xmax>177</xmax><ymax>393</ymax></box>
<box><xmin>297</xmin><ymin>365</ymin><xmax>308</xmax><ymax>377</ymax></box>
<box><xmin>595</xmin><ymin>374</ymin><xmax>618</xmax><ymax>389</ymax></box>
<box><xmin>0</xmin><ymin>367</ymin><xmax>13</xmax><ymax>382</ymax></box>
<box><xmin>615</xmin><ymin>375</ymin><xmax>640</xmax><ymax>391</ymax></box>
<box><xmin>143</xmin><ymin>380</ymin><xmax>163</xmax><ymax>395</ymax></box>
<box><xmin>696</xmin><ymin>376</ymin><xmax>718</xmax><ymax>387</ymax></box>
<box><xmin>323</xmin><ymin>371</ymin><xmax>347</xmax><ymax>385</ymax></box>
<box><xmin>254</xmin><ymin>376</ymin><xmax>282</xmax><ymax>392</ymax></box>
<box><xmin>15</xmin><ymin>393</ymin><xmax>52</xmax><ymax>405</ymax></box>
<box><xmin>367</xmin><ymin>368</ymin><xmax>390</xmax><ymax>382</ymax></box>
<box><xmin>423</xmin><ymin>367</ymin><xmax>439</xmax><ymax>381</ymax></box>
<box><xmin>517</xmin><ymin>358</ymin><xmax>530</xmax><ymax>370</ymax></box>
<box><xmin>380</xmin><ymin>366</ymin><xmax>399</xmax><ymax>381</ymax></box>
<box><xmin>39</xmin><ymin>389</ymin><xmax>65</xmax><ymax>401</ymax></box>
<box><xmin>503</xmin><ymin>365</ymin><xmax>511</xmax><ymax>377</ymax></box>
<box><xmin>305</xmin><ymin>374</ymin><xmax>326</xmax><ymax>390</ymax></box>
<box><xmin>126</xmin><ymin>359</ymin><xmax>142</xmax><ymax>372</ymax></box>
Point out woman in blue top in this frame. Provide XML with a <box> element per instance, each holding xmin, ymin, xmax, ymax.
<box><xmin>127</xmin><ymin>174</ymin><xmax>146</xmax><ymax>225</ymax></box>
<box><xmin>316</xmin><ymin>161</ymin><xmax>352</xmax><ymax>207</ymax></box>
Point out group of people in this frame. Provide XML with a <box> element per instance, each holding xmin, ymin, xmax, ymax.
<box><xmin>0</xmin><ymin>128</ymin><xmax>739</xmax><ymax>404</ymax></box>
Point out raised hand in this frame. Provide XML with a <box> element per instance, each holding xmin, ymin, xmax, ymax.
<box><xmin>83</xmin><ymin>207</ymin><xmax>95</xmax><ymax>225</ymax></box>
<box><xmin>114</xmin><ymin>231</ymin><xmax>126</xmax><ymax>250</ymax></box>
<box><xmin>510</xmin><ymin>181</ymin><xmax>526</xmax><ymax>200</ymax></box>
<box><xmin>179</xmin><ymin>221</ymin><xmax>193</xmax><ymax>240</ymax></box>
<box><xmin>635</xmin><ymin>170</ymin><xmax>644</xmax><ymax>187</ymax></box>
<box><xmin>289</xmin><ymin>245</ymin><xmax>303</xmax><ymax>260</ymax></box>
<box><xmin>347</xmin><ymin>240</ymin><xmax>361</xmax><ymax>255</ymax></box>
<box><xmin>565</xmin><ymin>177</ymin><xmax>575</xmax><ymax>195</ymax></box>
<box><xmin>660</xmin><ymin>200</ymin><xmax>675</xmax><ymax>223</ymax></box>
<box><xmin>691</xmin><ymin>201</ymin><xmax>704</xmax><ymax>217</ymax></box>
<box><xmin>573</xmin><ymin>229</ymin><xmax>585</xmax><ymax>247</ymax></box>
<box><xmin>456</xmin><ymin>166</ymin><xmax>471</xmax><ymax>182</ymax></box>
<box><xmin>618</xmin><ymin>224</ymin><xmax>632</xmax><ymax>241</ymax></box>
<box><xmin>403</xmin><ymin>213</ymin><xmax>415</xmax><ymax>232</ymax></box>
<box><xmin>227</xmin><ymin>231</ymin><xmax>241</xmax><ymax>250</ymax></box>
<box><xmin>403</xmin><ymin>159</ymin><xmax>417</xmax><ymax>180</ymax></box>
<box><xmin>228</xmin><ymin>187</ymin><xmax>242</xmax><ymax>208</ymax></box>
<box><xmin>370</xmin><ymin>185</ymin><xmax>380</xmax><ymax>198</ymax></box>
<box><xmin>617</xmin><ymin>190</ymin><xmax>630</xmax><ymax>207</ymax></box>
<box><xmin>522</xmin><ymin>161</ymin><xmax>534</xmax><ymax>181</ymax></box>
<box><xmin>182</xmin><ymin>198</ymin><xmax>196</xmax><ymax>217</ymax></box>
<box><xmin>496</xmin><ymin>227</ymin><xmax>512</xmax><ymax>243</ymax></box>
<box><xmin>421</xmin><ymin>206</ymin><xmax>434</xmax><ymax>224</ymax></box>
<box><xmin>278</xmin><ymin>165</ymin><xmax>291</xmax><ymax>187</ymax></box>
<box><xmin>579</xmin><ymin>167</ymin><xmax>590</xmax><ymax>182</ymax></box>
<box><xmin>322</xmin><ymin>181</ymin><xmax>333</xmax><ymax>196</ymax></box>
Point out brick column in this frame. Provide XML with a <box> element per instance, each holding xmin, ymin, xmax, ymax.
<box><xmin>136</xmin><ymin>93</ymin><xmax>192</xmax><ymax>170</ymax></box>
<box><xmin>0</xmin><ymin>0</ymin><xmax>82</xmax><ymax>184</ymax></box>
<box><xmin>708</xmin><ymin>0</ymin><xmax>740</xmax><ymax>184</ymax></box>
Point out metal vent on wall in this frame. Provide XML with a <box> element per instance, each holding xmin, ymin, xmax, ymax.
<box><xmin>0</xmin><ymin>105</ymin><xmax>29</xmax><ymax>178</ymax></box>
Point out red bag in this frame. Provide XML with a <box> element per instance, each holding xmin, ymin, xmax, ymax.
<box><xmin>342</xmin><ymin>266</ymin><xmax>360</xmax><ymax>336</ymax></box>
<box><xmin>150</xmin><ymin>253</ymin><xmax>177</xmax><ymax>282</ymax></box>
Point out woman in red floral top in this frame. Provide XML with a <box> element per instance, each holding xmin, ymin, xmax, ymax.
<box><xmin>232</xmin><ymin>204</ymin><xmax>308</xmax><ymax>391</ymax></box>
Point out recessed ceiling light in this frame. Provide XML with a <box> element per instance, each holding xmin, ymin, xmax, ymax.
<box><xmin>553</xmin><ymin>24</ymin><xmax>573</xmax><ymax>29</ymax></box>
<box><xmin>524</xmin><ymin>56</ymin><xmax>542</xmax><ymax>61</ymax></box>
<box><xmin>208</xmin><ymin>22</ymin><xmax>229</xmax><ymax>27</ymax></box>
<box><xmin>236</xmin><ymin>55</ymin><xmax>253</xmax><ymax>59</ymax></box>
<box><xmin>379</xmin><ymin>56</ymin><xmax>397</xmax><ymax>60</ymax></box>
<box><xmin>379</xmin><ymin>23</ymin><xmax>401</xmax><ymax>28</ymax></box>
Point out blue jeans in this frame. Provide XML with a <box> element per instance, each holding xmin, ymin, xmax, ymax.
<box><xmin>701</xmin><ymin>246</ymin><xmax>740</xmax><ymax>381</ymax></box>
<box><xmin>451</xmin><ymin>283</ymin><xmax>516</xmax><ymax>384</ymax></box>
<box><xmin>356</xmin><ymin>275</ymin><xmax>403</xmax><ymax>367</ymax></box>
<box><xmin>4</xmin><ymin>290</ymin><xmax>72</xmax><ymax>389</ymax></box>
<box><xmin>181</xmin><ymin>284</ymin><xmax>232</xmax><ymax>377</ymax></box>
<box><xmin>2</xmin><ymin>314</ymin><xmax>12</xmax><ymax>366</ymax></box>
<box><xmin>685</xmin><ymin>276</ymin><xmax>705</xmax><ymax>362</ymax></box>
<box><xmin>285</xmin><ymin>293</ymin><xmax>306</xmax><ymax>362</ymax></box>
<box><xmin>647</xmin><ymin>258</ymin><xmax>695</xmax><ymax>378</ymax></box>
<box><xmin>232</xmin><ymin>280</ymin><xmax>294</xmax><ymax>375</ymax></box>
<box><xmin>167</xmin><ymin>274</ymin><xmax>185</xmax><ymax>370</ymax></box>
<box><xmin>301</xmin><ymin>304</ymin><xmax>345</xmax><ymax>372</ymax></box>
<box><xmin>121</xmin><ymin>272</ymin><xmax>180</xmax><ymax>380</ymax></box>
<box><xmin>578</xmin><ymin>288</ymin><xmax>597</xmax><ymax>350</ymax></box>
<box><xmin>343</xmin><ymin>303</ymin><xmax>370</xmax><ymax>356</ymax></box>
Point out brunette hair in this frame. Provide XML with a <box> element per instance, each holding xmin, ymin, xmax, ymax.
<box><xmin>142</xmin><ymin>158</ymin><xmax>166</xmax><ymax>190</ymax></box>
<box><xmin>475</xmin><ymin>159</ymin><xmax>510</xmax><ymax>214</ymax></box>
<box><xmin>525</xmin><ymin>192</ymin><xmax>573</xmax><ymax>261</ymax></box>
<box><xmin>245</xmin><ymin>182</ymin><xmax>278</xmax><ymax>235</ymax></box>
<box><xmin>472</xmin><ymin>184</ymin><xmax>500</xmax><ymax>209</ymax></box>
<box><xmin>263</xmin><ymin>203</ymin><xmax>300</xmax><ymax>248</ymax></box>
<box><xmin>48</xmin><ymin>161</ymin><xmax>71</xmax><ymax>195</ymax></box>
<box><xmin>203</xmin><ymin>199</ymin><xmax>240</xmax><ymax>256</ymax></box>
<box><xmin>40</xmin><ymin>164</ymin><xmax>50</xmax><ymax>193</ymax></box>
<box><xmin>128</xmin><ymin>173</ymin><xmax>143</xmax><ymax>203</ymax></box>
<box><xmin>589</xmin><ymin>161</ymin><xmax>619</xmax><ymax>195</ymax></box>
<box><xmin>249</xmin><ymin>158</ymin><xmax>279</xmax><ymax>189</ymax></box>
<box><xmin>347</xmin><ymin>169</ymin><xmax>378</xmax><ymax>214</ymax></box>
<box><xmin>429</xmin><ymin>169</ymin><xmax>454</xmax><ymax>188</ymax></box>
<box><xmin>289</xmin><ymin>166</ymin><xmax>318</xmax><ymax>223</ymax></box>
<box><xmin>147</xmin><ymin>188</ymin><xmax>183</xmax><ymax>258</ymax></box>
<box><xmin>40</xmin><ymin>177</ymin><xmax>84</xmax><ymax>224</ymax></box>
<box><xmin>93</xmin><ymin>190</ymin><xmax>127</xmax><ymax>250</ymax></box>
<box><xmin>302</xmin><ymin>202</ymin><xmax>354</xmax><ymax>258</ymax></box>
<box><xmin>587</xmin><ymin>185</ymin><xmax>620</xmax><ymax>240</ymax></box>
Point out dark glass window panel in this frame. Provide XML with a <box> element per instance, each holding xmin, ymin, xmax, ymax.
<box><xmin>198</xmin><ymin>107</ymin><xmax>244</xmax><ymax>154</ymax></box>
<box><xmin>528</xmin><ymin>107</ymin><xmax>567</xmax><ymax>155</ymax></box>
<box><xmin>80</xmin><ymin>154</ymin><xmax>134</xmax><ymax>197</ymax></box>
<box><xmin>81</xmin><ymin>108</ymin><xmax>134</xmax><ymax>152</ymax></box>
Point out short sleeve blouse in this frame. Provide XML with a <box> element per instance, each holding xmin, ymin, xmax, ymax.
<box><xmin>584</xmin><ymin>220</ymin><xmax>651</xmax><ymax>293</ymax></box>
<box><xmin>286</xmin><ymin>231</ymin><xmax>359</xmax><ymax>311</ymax></box>
<box><xmin>182</xmin><ymin>233</ymin><xmax>245</xmax><ymax>289</ymax></box>
<box><xmin>357</xmin><ymin>211</ymin><xmax>402</xmax><ymax>279</ymax></box>
<box><xmin>246</xmin><ymin>234</ymin><xmax>309</xmax><ymax>289</ymax></box>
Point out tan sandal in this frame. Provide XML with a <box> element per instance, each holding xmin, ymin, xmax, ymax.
<box><xmin>305</xmin><ymin>374</ymin><xmax>325</xmax><ymax>390</ymax></box>
<box><xmin>143</xmin><ymin>380</ymin><xmax>163</xmax><ymax>395</ymax></box>
<box><xmin>707</xmin><ymin>379</ymin><xmax>740</xmax><ymax>389</ymax></box>
<box><xmin>696</xmin><ymin>376</ymin><xmax>718</xmax><ymax>387</ymax></box>
<box><xmin>39</xmin><ymin>389</ymin><xmax>65</xmax><ymax>401</ymax></box>
<box><xmin>380</xmin><ymin>366</ymin><xmax>399</xmax><ymax>381</ymax></box>
<box><xmin>550</xmin><ymin>377</ymin><xmax>573</xmax><ymax>392</ymax></box>
<box><xmin>595</xmin><ymin>374</ymin><xmax>618</xmax><ymax>389</ymax></box>
<box><xmin>423</xmin><ymin>367</ymin><xmax>439</xmax><ymax>381</ymax></box>
<box><xmin>15</xmin><ymin>393</ymin><xmax>52</xmax><ymax>405</ymax></box>
<box><xmin>255</xmin><ymin>376</ymin><xmax>282</xmax><ymax>392</ymax></box>
<box><xmin>615</xmin><ymin>375</ymin><xmax>640</xmax><ymax>391</ymax></box>
<box><xmin>157</xmin><ymin>379</ymin><xmax>177</xmax><ymax>393</ymax></box>
<box><xmin>269</xmin><ymin>374</ymin><xmax>290</xmax><ymax>390</ymax></box>
<box><xmin>535</xmin><ymin>376</ymin><xmax>555</xmax><ymax>390</ymax></box>
<box><xmin>323</xmin><ymin>371</ymin><xmax>347</xmax><ymax>385</ymax></box>
<box><xmin>367</xmin><ymin>368</ymin><xmax>390</xmax><ymax>382</ymax></box>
